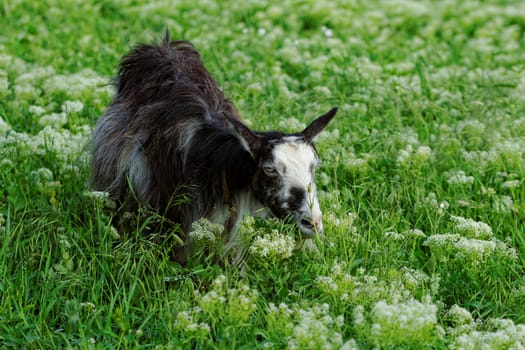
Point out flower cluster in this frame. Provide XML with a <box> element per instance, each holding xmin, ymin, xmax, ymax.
<box><xmin>287</xmin><ymin>304</ymin><xmax>345</xmax><ymax>350</ymax></box>
<box><xmin>462</xmin><ymin>140</ymin><xmax>525</xmax><ymax>172</ymax></box>
<box><xmin>249</xmin><ymin>229</ymin><xmax>295</xmax><ymax>261</ymax></box>
<box><xmin>397</xmin><ymin>144</ymin><xmax>433</xmax><ymax>166</ymax></box>
<box><xmin>401</xmin><ymin>267</ymin><xmax>431</xmax><ymax>291</ymax></box>
<box><xmin>423</xmin><ymin>216</ymin><xmax>517</xmax><ymax>265</ymax></box>
<box><xmin>445</xmin><ymin>304</ymin><xmax>476</xmax><ymax>336</ymax></box>
<box><xmin>0</xmin><ymin>124</ymin><xmax>91</xmax><ymax>167</ymax></box>
<box><xmin>451</xmin><ymin>318</ymin><xmax>525</xmax><ymax>349</ymax></box>
<box><xmin>492</xmin><ymin>195</ymin><xmax>514</xmax><ymax>214</ymax></box>
<box><xmin>445</xmin><ymin>170</ymin><xmax>475</xmax><ymax>185</ymax></box>
<box><xmin>420</xmin><ymin>192</ymin><xmax>450</xmax><ymax>215</ymax></box>
<box><xmin>189</xmin><ymin>218</ymin><xmax>224</xmax><ymax>243</ymax></box>
<box><xmin>30</xmin><ymin>167</ymin><xmax>61</xmax><ymax>195</ymax></box>
<box><xmin>501</xmin><ymin>179</ymin><xmax>520</xmax><ymax>189</ymax></box>
<box><xmin>83</xmin><ymin>191</ymin><xmax>116</xmax><ymax>210</ymax></box>
<box><xmin>61</xmin><ymin>100</ymin><xmax>84</xmax><ymax>114</ymax></box>
<box><xmin>173</xmin><ymin>307</ymin><xmax>211</xmax><ymax>338</ymax></box>
<box><xmin>315</xmin><ymin>262</ymin><xmax>418</xmax><ymax>306</ymax></box>
<box><xmin>265</xmin><ymin>302</ymin><xmax>350</xmax><ymax>350</ymax></box>
<box><xmin>195</xmin><ymin>274</ymin><xmax>258</xmax><ymax>325</ymax></box>
<box><xmin>453</xmin><ymin>238</ymin><xmax>496</xmax><ymax>264</ymax></box>
<box><xmin>0</xmin><ymin>69</ymin><xmax>8</xmax><ymax>97</ymax></box>
<box><xmin>366</xmin><ymin>297</ymin><xmax>438</xmax><ymax>347</ymax></box>
<box><xmin>450</xmin><ymin>215</ymin><xmax>493</xmax><ymax>239</ymax></box>
<box><xmin>384</xmin><ymin>228</ymin><xmax>427</xmax><ymax>242</ymax></box>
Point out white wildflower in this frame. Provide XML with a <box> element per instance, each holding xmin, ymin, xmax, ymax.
<box><xmin>353</xmin><ymin>305</ymin><xmax>366</xmax><ymax>328</ymax></box>
<box><xmin>288</xmin><ymin>304</ymin><xmax>344</xmax><ymax>350</ymax></box>
<box><xmin>451</xmin><ymin>318</ymin><xmax>525</xmax><ymax>350</ymax></box>
<box><xmin>397</xmin><ymin>143</ymin><xmax>431</xmax><ymax>165</ymax></box>
<box><xmin>15</xmin><ymin>66</ymin><xmax>55</xmax><ymax>84</ymax></box>
<box><xmin>451</xmin><ymin>215</ymin><xmax>493</xmax><ymax>239</ymax></box>
<box><xmin>501</xmin><ymin>179</ymin><xmax>520</xmax><ymax>189</ymax></box>
<box><xmin>446</xmin><ymin>170</ymin><xmax>474</xmax><ymax>185</ymax></box>
<box><xmin>278</xmin><ymin>117</ymin><xmax>306</xmax><ymax>131</ymax></box>
<box><xmin>324</xmin><ymin>212</ymin><xmax>357</xmax><ymax>233</ymax></box>
<box><xmin>0</xmin><ymin>69</ymin><xmax>8</xmax><ymax>96</ymax></box>
<box><xmin>197</xmin><ymin>275</ymin><xmax>258</xmax><ymax>324</ymax></box>
<box><xmin>31</xmin><ymin>125</ymin><xmax>91</xmax><ymax>162</ymax></box>
<box><xmin>423</xmin><ymin>233</ymin><xmax>461</xmax><ymax>261</ymax></box>
<box><xmin>402</xmin><ymin>229</ymin><xmax>426</xmax><ymax>239</ymax></box>
<box><xmin>0</xmin><ymin>158</ymin><xmax>13</xmax><ymax>169</ymax></box>
<box><xmin>313</xmin><ymin>85</ymin><xmax>331</xmax><ymax>97</ymax></box>
<box><xmin>189</xmin><ymin>218</ymin><xmax>223</xmax><ymax>243</ymax></box>
<box><xmin>250</xmin><ymin>230</ymin><xmax>295</xmax><ymax>261</ymax></box>
<box><xmin>495</xmin><ymin>240</ymin><xmax>518</xmax><ymax>260</ymax></box>
<box><xmin>80</xmin><ymin>302</ymin><xmax>96</xmax><ymax>312</ymax></box>
<box><xmin>30</xmin><ymin>167</ymin><xmax>60</xmax><ymax>193</ymax></box>
<box><xmin>28</xmin><ymin>105</ymin><xmax>46</xmax><ymax>116</ymax></box>
<box><xmin>384</xmin><ymin>231</ymin><xmax>405</xmax><ymax>241</ymax></box>
<box><xmin>454</xmin><ymin>238</ymin><xmax>496</xmax><ymax>264</ymax></box>
<box><xmin>344</xmin><ymin>157</ymin><xmax>368</xmax><ymax>172</ymax></box>
<box><xmin>457</xmin><ymin>119</ymin><xmax>486</xmax><ymax>138</ymax></box>
<box><xmin>315</xmin><ymin>276</ymin><xmax>339</xmax><ymax>294</ymax></box>
<box><xmin>173</xmin><ymin>309</ymin><xmax>211</xmax><ymax>337</ymax></box>
<box><xmin>340</xmin><ymin>339</ymin><xmax>359</xmax><ymax>350</ymax></box>
<box><xmin>39</xmin><ymin>112</ymin><xmax>67</xmax><ymax>127</ymax></box>
<box><xmin>369</xmin><ymin>298</ymin><xmax>438</xmax><ymax>347</ymax></box>
<box><xmin>0</xmin><ymin>54</ymin><xmax>13</xmax><ymax>68</ymax></box>
<box><xmin>61</xmin><ymin>100</ymin><xmax>84</xmax><ymax>113</ymax></box>
<box><xmin>421</xmin><ymin>192</ymin><xmax>449</xmax><ymax>214</ymax></box>
<box><xmin>321</xmin><ymin>26</ymin><xmax>333</xmax><ymax>38</ymax></box>
<box><xmin>43</xmin><ymin>69</ymin><xmax>113</xmax><ymax>100</ymax></box>
<box><xmin>14</xmin><ymin>83</ymin><xmax>39</xmax><ymax>99</ymax></box>
<box><xmin>315</xmin><ymin>128</ymin><xmax>340</xmax><ymax>143</ymax></box>
<box><xmin>396</xmin><ymin>144</ymin><xmax>413</xmax><ymax>165</ymax></box>
<box><xmin>107</xmin><ymin>225</ymin><xmax>120</xmax><ymax>240</ymax></box>
<box><xmin>83</xmin><ymin>190</ymin><xmax>116</xmax><ymax>209</ymax></box>
<box><xmin>401</xmin><ymin>267</ymin><xmax>430</xmax><ymax>290</ymax></box>
<box><xmin>415</xmin><ymin>145</ymin><xmax>432</xmax><ymax>161</ymax></box>
<box><xmin>492</xmin><ymin>195</ymin><xmax>514</xmax><ymax>214</ymax></box>
<box><xmin>446</xmin><ymin>304</ymin><xmax>475</xmax><ymax>327</ymax></box>
<box><xmin>0</xmin><ymin>117</ymin><xmax>10</xmax><ymax>135</ymax></box>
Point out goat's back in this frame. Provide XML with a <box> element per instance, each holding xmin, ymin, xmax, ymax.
<box><xmin>90</xmin><ymin>38</ymin><xmax>245</xmax><ymax>230</ymax></box>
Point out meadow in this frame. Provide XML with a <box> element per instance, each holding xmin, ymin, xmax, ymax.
<box><xmin>1</xmin><ymin>0</ymin><xmax>525</xmax><ymax>348</ymax></box>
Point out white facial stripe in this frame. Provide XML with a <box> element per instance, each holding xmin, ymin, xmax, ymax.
<box><xmin>272</xmin><ymin>141</ymin><xmax>317</xmax><ymax>189</ymax></box>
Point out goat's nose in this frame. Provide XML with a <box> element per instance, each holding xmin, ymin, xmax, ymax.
<box><xmin>313</xmin><ymin>216</ymin><xmax>323</xmax><ymax>234</ymax></box>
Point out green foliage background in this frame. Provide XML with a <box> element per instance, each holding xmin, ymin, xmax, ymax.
<box><xmin>1</xmin><ymin>0</ymin><xmax>525</xmax><ymax>348</ymax></box>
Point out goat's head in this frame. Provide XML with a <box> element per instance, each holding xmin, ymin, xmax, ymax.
<box><xmin>228</xmin><ymin>108</ymin><xmax>338</xmax><ymax>237</ymax></box>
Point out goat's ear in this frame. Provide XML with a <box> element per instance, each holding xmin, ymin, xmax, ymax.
<box><xmin>302</xmin><ymin>107</ymin><xmax>338</xmax><ymax>142</ymax></box>
<box><xmin>226</xmin><ymin>115</ymin><xmax>262</xmax><ymax>156</ymax></box>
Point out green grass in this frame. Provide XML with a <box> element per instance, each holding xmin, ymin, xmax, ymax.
<box><xmin>1</xmin><ymin>0</ymin><xmax>525</xmax><ymax>348</ymax></box>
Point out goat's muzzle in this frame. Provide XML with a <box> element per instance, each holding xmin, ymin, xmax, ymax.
<box><xmin>297</xmin><ymin>214</ymin><xmax>323</xmax><ymax>237</ymax></box>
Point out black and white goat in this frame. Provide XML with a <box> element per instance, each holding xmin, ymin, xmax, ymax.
<box><xmin>91</xmin><ymin>34</ymin><xmax>337</xmax><ymax>260</ymax></box>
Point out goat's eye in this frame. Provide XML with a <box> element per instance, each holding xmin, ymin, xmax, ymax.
<box><xmin>262</xmin><ymin>165</ymin><xmax>277</xmax><ymax>175</ymax></box>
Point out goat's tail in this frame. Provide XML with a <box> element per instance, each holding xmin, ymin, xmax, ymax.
<box><xmin>114</xmin><ymin>30</ymin><xmax>199</xmax><ymax>101</ymax></box>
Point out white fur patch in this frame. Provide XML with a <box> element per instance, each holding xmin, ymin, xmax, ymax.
<box><xmin>127</xmin><ymin>147</ymin><xmax>150</xmax><ymax>200</ymax></box>
<box><xmin>272</xmin><ymin>141</ymin><xmax>318</xmax><ymax>190</ymax></box>
<box><xmin>178</xmin><ymin>119</ymin><xmax>201</xmax><ymax>159</ymax></box>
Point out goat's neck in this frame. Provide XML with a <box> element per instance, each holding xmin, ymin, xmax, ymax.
<box><xmin>225</xmin><ymin>189</ymin><xmax>266</xmax><ymax>239</ymax></box>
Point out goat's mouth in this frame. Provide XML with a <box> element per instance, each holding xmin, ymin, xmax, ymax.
<box><xmin>272</xmin><ymin>209</ymin><xmax>320</xmax><ymax>237</ymax></box>
<box><xmin>297</xmin><ymin>218</ymin><xmax>316</xmax><ymax>237</ymax></box>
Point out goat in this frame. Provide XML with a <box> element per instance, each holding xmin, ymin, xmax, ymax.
<box><xmin>90</xmin><ymin>32</ymin><xmax>337</xmax><ymax>263</ymax></box>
